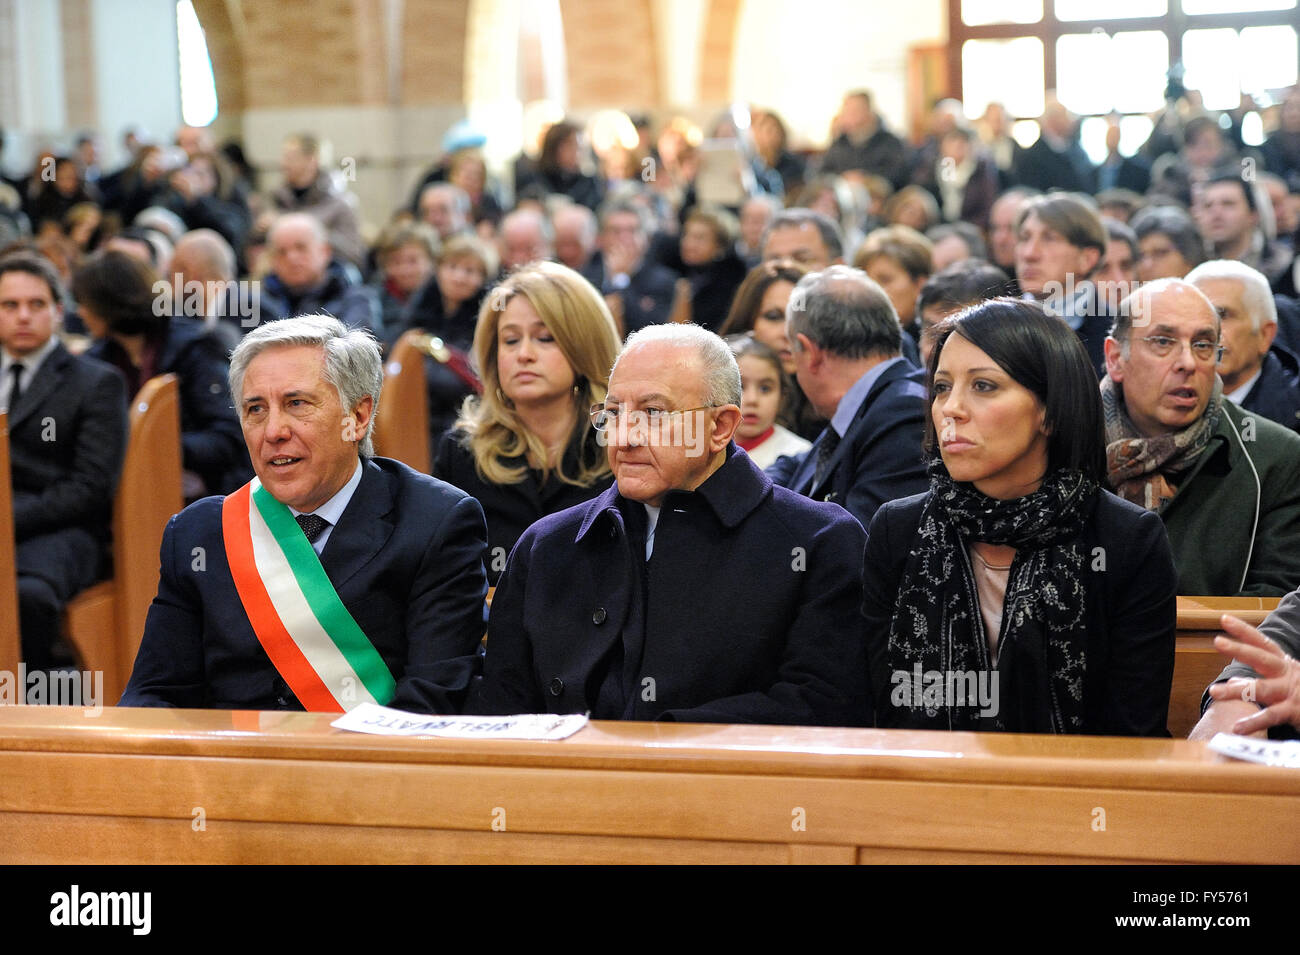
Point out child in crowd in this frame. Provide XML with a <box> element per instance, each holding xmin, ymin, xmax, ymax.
<box><xmin>728</xmin><ymin>334</ymin><xmax>812</xmax><ymax>468</ymax></box>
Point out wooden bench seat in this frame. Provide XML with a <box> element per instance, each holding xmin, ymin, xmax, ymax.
<box><xmin>372</xmin><ymin>329</ymin><xmax>434</xmax><ymax>474</ymax></box>
<box><xmin>62</xmin><ymin>375</ymin><xmax>183</xmax><ymax>702</ymax></box>
<box><xmin>2</xmin><ymin>706</ymin><xmax>1298</xmax><ymax>863</ymax></box>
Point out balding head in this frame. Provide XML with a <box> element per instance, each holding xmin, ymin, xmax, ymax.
<box><xmin>551</xmin><ymin>203</ymin><xmax>597</xmax><ymax>270</ymax></box>
<box><xmin>786</xmin><ymin>265</ymin><xmax>902</xmax><ymax>418</ymax></box>
<box><xmin>499</xmin><ymin>208</ymin><xmax>554</xmax><ymax>272</ymax></box>
<box><xmin>170</xmin><ymin>229</ymin><xmax>236</xmax><ymax>285</ymax></box>
<box><xmin>269</xmin><ymin>213</ymin><xmax>331</xmax><ymax>290</ymax></box>
<box><xmin>1105</xmin><ymin>279</ymin><xmax>1222</xmax><ymax>438</ymax></box>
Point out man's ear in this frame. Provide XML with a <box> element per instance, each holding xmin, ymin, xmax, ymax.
<box><xmin>711</xmin><ymin>404</ymin><xmax>742</xmax><ymax>451</ymax></box>
<box><xmin>347</xmin><ymin>394</ymin><xmax>375</xmax><ymax>444</ymax></box>
<box><xmin>1261</xmin><ymin>320</ymin><xmax>1278</xmax><ymax>355</ymax></box>
<box><xmin>1103</xmin><ymin>336</ymin><xmax>1125</xmax><ymax>382</ymax></box>
<box><xmin>795</xmin><ymin>332</ymin><xmax>823</xmax><ymax>371</ymax></box>
<box><xmin>1080</xmin><ymin>245</ymin><xmax>1102</xmax><ymax>279</ymax></box>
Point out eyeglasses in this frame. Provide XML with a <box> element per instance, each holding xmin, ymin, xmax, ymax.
<box><xmin>1135</xmin><ymin>335</ymin><xmax>1224</xmax><ymax>363</ymax></box>
<box><xmin>588</xmin><ymin>403</ymin><xmax>718</xmax><ymax>432</ymax></box>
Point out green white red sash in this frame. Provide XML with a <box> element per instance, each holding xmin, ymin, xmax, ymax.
<box><xmin>222</xmin><ymin>478</ymin><xmax>395</xmax><ymax>712</ymax></box>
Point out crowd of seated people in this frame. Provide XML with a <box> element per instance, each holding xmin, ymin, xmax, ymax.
<box><xmin>5</xmin><ymin>83</ymin><xmax>1300</xmax><ymax>742</ymax></box>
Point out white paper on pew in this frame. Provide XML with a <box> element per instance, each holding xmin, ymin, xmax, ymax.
<box><xmin>331</xmin><ymin>702</ymin><xmax>588</xmax><ymax>740</ymax></box>
<box><xmin>1208</xmin><ymin>732</ymin><xmax>1300</xmax><ymax>768</ymax></box>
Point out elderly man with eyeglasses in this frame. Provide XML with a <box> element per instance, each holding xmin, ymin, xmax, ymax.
<box><xmin>1102</xmin><ymin>278</ymin><xmax>1300</xmax><ymax>596</ymax></box>
<box><xmin>471</xmin><ymin>322</ymin><xmax>870</xmax><ymax>726</ymax></box>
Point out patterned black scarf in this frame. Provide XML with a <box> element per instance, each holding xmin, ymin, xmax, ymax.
<box><xmin>885</xmin><ymin>461</ymin><xmax>1098</xmax><ymax>733</ymax></box>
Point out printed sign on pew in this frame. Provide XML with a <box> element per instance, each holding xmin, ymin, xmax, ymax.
<box><xmin>332</xmin><ymin>702</ymin><xmax>587</xmax><ymax>740</ymax></box>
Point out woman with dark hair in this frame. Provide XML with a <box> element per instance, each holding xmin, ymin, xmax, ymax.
<box><xmin>536</xmin><ymin>122</ymin><xmax>603</xmax><ymax>211</ymax></box>
<box><xmin>74</xmin><ymin>249</ymin><xmax>248</xmax><ymax>497</ymax></box>
<box><xmin>864</xmin><ymin>298</ymin><xmax>1176</xmax><ymax>736</ymax></box>
<box><xmin>672</xmin><ymin>205</ymin><xmax>748</xmax><ymax>331</ymax></box>
<box><xmin>718</xmin><ymin>258</ymin><xmax>821</xmax><ymax>439</ymax></box>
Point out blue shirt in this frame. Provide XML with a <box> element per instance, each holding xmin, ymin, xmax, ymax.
<box><xmin>830</xmin><ymin>356</ymin><xmax>907</xmax><ymax>438</ymax></box>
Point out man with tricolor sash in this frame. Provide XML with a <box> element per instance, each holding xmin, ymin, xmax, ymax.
<box><xmin>121</xmin><ymin>314</ymin><xmax>489</xmax><ymax>713</ymax></box>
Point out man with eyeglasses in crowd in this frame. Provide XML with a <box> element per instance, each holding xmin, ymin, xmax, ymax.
<box><xmin>1102</xmin><ymin>278</ymin><xmax>1300</xmax><ymax>597</ymax></box>
<box><xmin>471</xmin><ymin>323</ymin><xmax>870</xmax><ymax>726</ymax></box>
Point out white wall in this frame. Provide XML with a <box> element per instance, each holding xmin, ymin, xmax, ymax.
<box><xmin>731</xmin><ymin>0</ymin><xmax>946</xmax><ymax>148</ymax></box>
<box><xmin>90</xmin><ymin>0</ymin><xmax>182</xmax><ymax>169</ymax></box>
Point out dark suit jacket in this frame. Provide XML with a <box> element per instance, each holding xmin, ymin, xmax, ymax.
<box><xmin>8</xmin><ymin>341</ymin><xmax>128</xmax><ymax>544</ymax></box>
<box><xmin>587</xmin><ymin>253</ymin><xmax>680</xmax><ymax>336</ymax></box>
<box><xmin>1241</xmin><ymin>347</ymin><xmax>1300</xmax><ymax>434</ymax></box>
<box><xmin>120</xmin><ymin>456</ymin><xmax>489</xmax><ymax>713</ymax></box>
<box><xmin>775</xmin><ymin>359</ymin><xmax>929</xmax><ymax>531</ymax></box>
<box><xmin>1014</xmin><ymin>136</ymin><xmax>1097</xmax><ymax>194</ymax></box>
<box><xmin>1074</xmin><ymin>306</ymin><xmax>1113</xmax><ymax>379</ymax></box>
<box><xmin>433</xmin><ymin>428</ymin><xmax>613</xmax><ymax>585</ymax></box>
<box><xmin>820</xmin><ymin>127</ymin><xmax>910</xmax><ymax>190</ymax></box>
<box><xmin>471</xmin><ymin>445</ymin><xmax>870</xmax><ymax>726</ymax></box>
<box><xmin>863</xmin><ymin>489</ymin><xmax>1177</xmax><ymax>736</ymax></box>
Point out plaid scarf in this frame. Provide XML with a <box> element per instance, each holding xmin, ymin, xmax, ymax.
<box><xmin>885</xmin><ymin>461</ymin><xmax>1097</xmax><ymax>733</ymax></box>
<box><xmin>1101</xmin><ymin>375</ymin><xmax>1222</xmax><ymax>511</ymax></box>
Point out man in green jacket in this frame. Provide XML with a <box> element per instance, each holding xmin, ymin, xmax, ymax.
<box><xmin>1102</xmin><ymin>278</ymin><xmax>1300</xmax><ymax>597</ymax></box>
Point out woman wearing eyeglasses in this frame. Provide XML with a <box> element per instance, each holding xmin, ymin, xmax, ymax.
<box><xmin>864</xmin><ymin>298</ymin><xmax>1177</xmax><ymax>735</ymax></box>
<box><xmin>433</xmin><ymin>261</ymin><xmax>622</xmax><ymax>584</ymax></box>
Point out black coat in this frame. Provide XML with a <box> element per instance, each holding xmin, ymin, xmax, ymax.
<box><xmin>433</xmin><ymin>428</ymin><xmax>613</xmax><ymax>585</ymax></box>
<box><xmin>1014</xmin><ymin>137</ymin><xmax>1097</xmax><ymax>195</ymax></box>
<box><xmin>8</xmin><ymin>342</ymin><xmax>127</xmax><ymax>544</ymax></box>
<box><xmin>1241</xmin><ymin>347</ymin><xmax>1300</xmax><ymax>434</ymax></box>
<box><xmin>588</xmin><ymin>254</ymin><xmax>679</xmax><ymax>336</ymax></box>
<box><xmin>472</xmin><ymin>445</ymin><xmax>871</xmax><ymax>726</ymax></box>
<box><xmin>863</xmin><ymin>489</ymin><xmax>1178</xmax><ymax>736</ymax></box>
<box><xmin>820</xmin><ymin>127</ymin><xmax>910</xmax><ymax>190</ymax></box>
<box><xmin>259</xmin><ymin>261</ymin><xmax>383</xmax><ymax>337</ymax></box>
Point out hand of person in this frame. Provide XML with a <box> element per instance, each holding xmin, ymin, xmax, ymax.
<box><xmin>169</xmin><ymin>168</ymin><xmax>196</xmax><ymax>201</ymax></box>
<box><xmin>603</xmin><ymin>235</ymin><xmax>640</xmax><ymax>279</ymax></box>
<box><xmin>1205</xmin><ymin>613</ymin><xmax>1300</xmax><ymax>736</ymax></box>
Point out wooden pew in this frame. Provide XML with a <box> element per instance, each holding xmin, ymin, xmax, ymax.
<box><xmin>63</xmin><ymin>375</ymin><xmax>183</xmax><ymax>703</ymax></box>
<box><xmin>0</xmin><ymin>415</ymin><xmax>18</xmax><ymax>678</ymax></box>
<box><xmin>2</xmin><ymin>706</ymin><xmax>1298</xmax><ymax>864</ymax></box>
<box><xmin>373</xmin><ymin>330</ymin><xmax>433</xmax><ymax>473</ymax></box>
<box><xmin>1171</xmin><ymin>595</ymin><xmax>1282</xmax><ymax>738</ymax></box>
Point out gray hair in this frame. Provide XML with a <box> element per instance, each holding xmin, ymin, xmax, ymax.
<box><xmin>268</xmin><ymin>211</ymin><xmax>327</xmax><ymax>247</ymax></box>
<box><xmin>762</xmin><ymin>208</ymin><xmax>845</xmax><ymax>261</ymax></box>
<box><xmin>229</xmin><ymin>314</ymin><xmax>383</xmax><ymax>456</ymax></box>
<box><xmin>1111</xmin><ymin>277</ymin><xmax>1220</xmax><ymax>357</ymax></box>
<box><xmin>786</xmin><ymin>265</ymin><xmax>901</xmax><ymax>360</ymax></box>
<box><xmin>613</xmin><ymin>323</ymin><xmax>742</xmax><ymax>407</ymax></box>
<box><xmin>1186</xmin><ymin>259</ymin><xmax>1277</xmax><ymax>332</ymax></box>
<box><xmin>501</xmin><ymin>206</ymin><xmax>555</xmax><ymax>247</ymax></box>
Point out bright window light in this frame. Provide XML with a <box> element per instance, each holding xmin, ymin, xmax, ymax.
<box><xmin>177</xmin><ymin>0</ymin><xmax>218</xmax><ymax>127</ymax></box>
